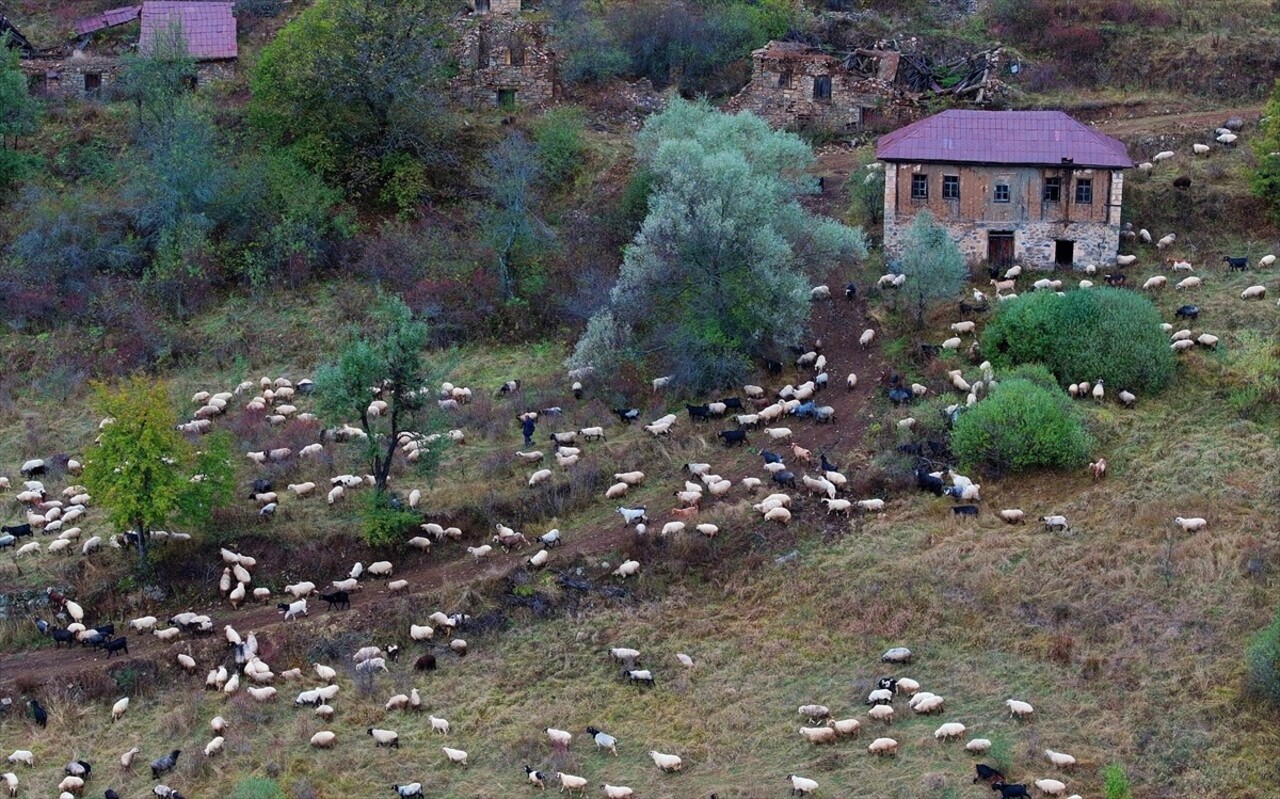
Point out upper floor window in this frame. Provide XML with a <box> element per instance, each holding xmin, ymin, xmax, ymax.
<box><xmin>1043</xmin><ymin>176</ymin><xmax>1062</xmax><ymax>202</ymax></box>
<box><xmin>778</xmin><ymin>71</ymin><xmax>793</xmax><ymax>89</ymax></box>
<box><xmin>994</xmin><ymin>184</ymin><xmax>1010</xmax><ymax>203</ymax></box>
<box><xmin>1075</xmin><ymin>179</ymin><xmax>1093</xmax><ymax>204</ymax></box>
<box><xmin>911</xmin><ymin>174</ymin><xmax>928</xmax><ymax>200</ymax></box>
<box><xmin>942</xmin><ymin>176</ymin><xmax>959</xmax><ymax>200</ymax></box>
<box><xmin>813</xmin><ymin>75</ymin><xmax>832</xmax><ymax>101</ymax></box>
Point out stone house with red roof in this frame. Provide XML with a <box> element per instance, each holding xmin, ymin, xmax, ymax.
<box><xmin>877</xmin><ymin>110</ymin><xmax>1133</xmax><ymax>270</ymax></box>
<box><xmin>20</xmin><ymin>2</ymin><xmax>236</xmax><ymax>98</ymax></box>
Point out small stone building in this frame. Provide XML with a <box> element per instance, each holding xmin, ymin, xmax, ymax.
<box><xmin>452</xmin><ymin>0</ymin><xmax>555</xmax><ymax>109</ymax></box>
<box><xmin>726</xmin><ymin>41</ymin><xmax>885</xmax><ymax>133</ymax></box>
<box><xmin>877</xmin><ymin>110</ymin><xmax>1132</xmax><ymax>270</ymax></box>
<box><xmin>19</xmin><ymin>1</ymin><xmax>237</xmax><ymax>98</ymax></box>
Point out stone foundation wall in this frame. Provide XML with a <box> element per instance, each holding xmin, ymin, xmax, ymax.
<box><xmin>884</xmin><ymin>216</ymin><xmax>1121</xmax><ymax>271</ymax></box>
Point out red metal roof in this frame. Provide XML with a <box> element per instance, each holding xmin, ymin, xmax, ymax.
<box><xmin>139</xmin><ymin>1</ymin><xmax>236</xmax><ymax>60</ymax></box>
<box><xmin>73</xmin><ymin>5</ymin><xmax>142</xmax><ymax>36</ymax></box>
<box><xmin>877</xmin><ymin>110</ymin><xmax>1132</xmax><ymax>169</ymax></box>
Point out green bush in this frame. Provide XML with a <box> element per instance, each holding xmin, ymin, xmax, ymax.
<box><xmin>360</xmin><ymin>491</ymin><xmax>421</xmax><ymax>548</ymax></box>
<box><xmin>951</xmin><ymin>378</ymin><xmax>1093</xmax><ymax>475</ymax></box>
<box><xmin>1245</xmin><ymin>602</ymin><xmax>1280</xmax><ymax>706</ymax></box>
<box><xmin>980</xmin><ymin>287</ymin><xmax>1174</xmax><ymax>394</ymax></box>
<box><xmin>533</xmin><ymin>107</ymin><xmax>587</xmax><ymax>189</ymax></box>
<box><xmin>1103</xmin><ymin>764</ymin><xmax>1133</xmax><ymax>799</ymax></box>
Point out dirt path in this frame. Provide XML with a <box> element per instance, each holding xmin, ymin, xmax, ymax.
<box><xmin>0</xmin><ymin>276</ymin><xmax>885</xmax><ymax>694</ymax></box>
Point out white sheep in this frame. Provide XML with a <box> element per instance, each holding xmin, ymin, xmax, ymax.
<box><xmin>1142</xmin><ymin>275</ymin><xmax>1167</xmax><ymax>290</ymax></box>
<box><xmin>799</xmin><ymin>725</ymin><xmax>837</xmax><ymax>744</ymax></box>
<box><xmin>810</xmin><ymin>285</ymin><xmax>831</xmax><ymax>300</ymax></box>
<box><xmin>867</xmin><ymin>737</ymin><xmax>899</xmax><ymax>756</ymax></box>
<box><xmin>826</xmin><ymin>718</ymin><xmax>860</xmax><ymax>737</ymax></box>
<box><xmin>764</xmin><ymin>506</ymin><xmax>792</xmax><ymax>524</ymax></box>
<box><xmin>204</xmin><ymin>736</ymin><xmax>225</xmax><ymax>757</ymax></box>
<box><xmin>859</xmin><ymin>328</ymin><xmax>876</xmax><ymax>348</ymax></box>
<box><xmin>1193</xmin><ymin>143</ymin><xmax>1210</xmax><ymax>155</ymax></box>
<box><xmin>112</xmin><ymin>696</ymin><xmax>130</xmax><ymax>721</ymax></box>
<box><xmin>1196</xmin><ymin>334</ymin><xmax>1219</xmax><ymax>348</ymax></box>
<box><xmin>310</xmin><ymin>731</ymin><xmax>336</xmax><ymax>749</ymax></box>
<box><xmin>1115</xmin><ymin>254</ymin><xmax>1137</xmax><ymax>266</ymax></box>
<box><xmin>1006</xmin><ymin>699</ymin><xmax>1034</xmax><ymax>719</ymax></box>
<box><xmin>529</xmin><ymin>468</ymin><xmax>553</xmax><ymax>486</ymax></box>
<box><xmin>648</xmin><ymin>751</ymin><xmax>682</xmax><ymax>772</ymax></box>
<box><xmin>855</xmin><ymin>498</ymin><xmax>885</xmax><ymax>512</ymax></box>
<box><xmin>1</xmin><ymin>772</ymin><xmax>16</xmax><ymax>797</ymax></box>
<box><xmin>1241</xmin><ymin>285</ymin><xmax>1267</xmax><ymax>299</ymax></box>
<box><xmin>934</xmin><ymin>722</ymin><xmax>966</xmax><ymax>740</ymax></box>
<box><xmin>429</xmin><ymin>715</ymin><xmax>450</xmax><ymax>734</ymax></box>
<box><xmin>1034</xmin><ymin>779</ymin><xmax>1068</xmax><ymax>797</ymax></box>
<box><xmin>1173</xmin><ymin>516</ymin><xmax>1207</xmax><ymax>532</ymax></box>
<box><xmin>4</xmin><ymin>753</ymin><xmax>32</xmax><ymax>769</ymax></box>
<box><xmin>787</xmin><ymin>775</ymin><xmax>818</xmax><ymax>796</ymax></box>
<box><xmin>369</xmin><ymin>729</ymin><xmax>399</xmax><ymax>748</ymax></box>
<box><xmin>868</xmin><ymin>704</ymin><xmax>894</xmax><ymax>723</ymax></box>
<box><xmin>1045</xmin><ymin>749</ymin><xmax>1077</xmax><ymax>769</ymax></box>
<box><xmin>999</xmin><ymin>509</ymin><xmax>1025</xmax><ymax>524</ymax></box>
<box><xmin>966</xmin><ymin>738</ymin><xmax>992</xmax><ymax>754</ymax></box>
<box><xmin>612</xmin><ymin>560</ymin><xmax>641</xmax><ymax>578</ymax></box>
<box><xmin>556</xmin><ymin>773</ymin><xmax>588</xmax><ymax>794</ymax></box>
<box><xmin>602</xmin><ymin>785</ymin><xmax>633</xmax><ymax>799</ymax></box>
<box><xmin>442</xmin><ymin>746</ymin><xmax>468</xmax><ymax>766</ymax></box>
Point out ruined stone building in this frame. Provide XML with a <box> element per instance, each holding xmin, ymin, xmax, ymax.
<box><xmin>453</xmin><ymin>0</ymin><xmax>556</xmax><ymax>109</ymax></box>
<box><xmin>877</xmin><ymin>110</ymin><xmax>1132</xmax><ymax>270</ymax></box>
<box><xmin>16</xmin><ymin>2</ymin><xmax>237</xmax><ymax>99</ymax></box>
<box><xmin>726</xmin><ymin>41</ymin><xmax>887</xmax><ymax>132</ymax></box>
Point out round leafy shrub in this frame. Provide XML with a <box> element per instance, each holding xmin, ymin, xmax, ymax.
<box><xmin>980</xmin><ymin>287</ymin><xmax>1174</xmax><ymax>394</ymax></box>
<box><xmin>1246</xmin><ymin>603</ymin><xmax>1280</xmax><ymax>707</ymax></box>
<box><xmin>951</xmin><ymin>378</ymin><xmax>1093</xmax><ymax>475</ymax></box>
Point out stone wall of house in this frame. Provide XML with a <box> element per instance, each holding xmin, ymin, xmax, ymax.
<box><xmin>726</xmin><ymin>44</ymin><xmax>885</xmax><ymax>133</ymax></box>
<box><xmin>470</xmin><ymin>0</ymin><xmax>522</xmax><ymax>13</ymax></box>
<box><xmin>883</xmin><ymin>165</ymin><xmax>1125</xmax><ymax>270</ymax></box>
<box><xmin>20</xmin><ymin>57</ymin><xmax>123</xmax><ymax>98</ymax></box>
<box><xmin>452</xmin><ymin>14</ymin><xmax>555</xmax><ymax>109</ymax></box>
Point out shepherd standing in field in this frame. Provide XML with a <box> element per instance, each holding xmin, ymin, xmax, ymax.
<box><xmin>522</xmin><ymin>414</ymin><xmax>536</xmax><ymax>446</ymax></box>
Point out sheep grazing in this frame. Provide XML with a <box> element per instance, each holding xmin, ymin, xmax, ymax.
<box><xmin>1034</xmin><ymin>779</ymin><xmax>1068</xmax><ymax>797</ymax></box>
<box><xmin>392</xmin><ymin>783</ymin><xmax>423</xmax><ymax>799</ymax></box>
<box><xmin>610</xmin><ymin>647</ymin><xmax>640</xmax><ymax>663</ymax></box>
<box><xmin>648</xmin><ymin>751</ymin><xmax>682</xmax><ymax>772</ymax></box>
<box><xmin>1006</xmin><ymin>699</ymin><xmax>1035</xmax><ymax>719</ymax></box>
<box><xmin>1173</xmin><ymin>516</ymin><xmax>1208</xmax><ymax>532</ymax></box>
<box><xmin>612</xmin><ymin>560</ymin><xmax>641</xmax><ymax>578</ymax></box>
<box><xmin>601</xmin><ymin>785</ymin><xmax>633</xmax><ymax>799</ymax></box>
<box><xmin>1044</xmin><ymin>749</ymin><xmax>1077</xmax><ymax>769</ymax></box>
<box><xmin>1089</xmin><ymin>458</ymin><xmax>1107</xmax><ymax>480</ymax></box>
<box><xmin>586</xmin><ymin>726</ymin><xmax>619</xmax><ymax>755</ymax></box>
<box><xmin>934</xmin><ymin>722</ymin><xmax>966</xmax><ymax>740</ymax></box>
<box><xmin>1</xmin><ymin>773</ymin><xmax>15</xmax><ymax>797</ymax></box>
<box><xmin>826</xmin><ymin>718</ymin><xmax>860</xmax><ymax>737</ymax></box>
<box><xmin>999</xmin><ymin>509</ymin><xmax>1025</xmax><ymax>524</ymax></box>
<box><xmin>441</xmin><ymin>747</ymin><xmax>468</xmax><ymax>766</ymax></box>
<box><xmin>868</xmin><ymin>704</ymin><xmax>894</xmax><ymax>723</ymax></box>
<box><xmin>120</xmin><ymin>747</ymin><xmax>140</xmax><ymax>770</ymax></box>
<box><xmin>966</xmin><ymin>738</ymin><xmax>992</xmax><ymax>754</ymax></box>
<box><xmin>1241</xmin><ymin>285</ymin><xmax>1267</xmax><ymax>299</ymax></box>
<box><xmin>867</xmin><ymin>737</ymin><xmax>899</xmax><ymax>756</ymax></box>
<box><xmin>368</xmin><ymin>729</ymin><xmax>400</xmax><ymax>749</ymax></box>
<box><xmin>57</xmin><ymin>776</ymin><xmax>84</xmax><ymax>795</ymax></box>
<box><xmin>859</xmin><ymin>328</ymin><xmax>876</xmax><ymax>348</ymax></box>
<box><xmin>150</xmin><ymin>750</ymin><xmax>181</xmax><ymax>780</ymax></box>
<box><xmin>798</xmin><ymin>704</ymin><xmax>830</xmax><ymax>722</ymax></box>
<box><xmin>112</xmin><ymin>696</ymin><xmax>129</xmax><ymax>721</ymax></box>
<box><xmin>1039</xmin><ymin>515</ymin><xmax>1069</xmax><ymax>532</ymax></box>
<box><xmin>556</xmin><ymin>772</ymin><xmax>588</xmax><ymax>794</ymax></box>
<box><xmin>799</xmin><ymin>725</ymin><xmax>837</xmax><ymax>744</ymax></box>
<box><xmin>787</xmin><ymin>775</ymin><xmax>818</xmax><ymax>796</ymax></box>
<box><xmin>204</xmin><ymin>736</ymin><xmax>225</xmax><ymax>757</ymax></box>
<box><xmin>881</xmin><ymin>647</ymin><xmax>912</xmax><ymax>664</ymax></box>
<box><xmin>624</xmin><ymin>669</ymin><xmax>654</xmax><ymax>686</ymax></box>
<box><xmin>277</xmin><ymin>599</ymin><xmax>308</xmax><ymax>621</ymax></box>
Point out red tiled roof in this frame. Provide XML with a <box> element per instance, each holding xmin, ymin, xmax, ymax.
<box><xmin>74</xmin><ymin>5</ymin><xmax>142</xmax><ymax>36</ymax></box>
<box><xmin>139</xmin><ymin>1</ymin><xmax>236</xmax><ymax>60</ymax></box>
<box><xmin>877</xmin><ymin>110</ymin><xmax>1132</xmax><ymax>169</ymax></box>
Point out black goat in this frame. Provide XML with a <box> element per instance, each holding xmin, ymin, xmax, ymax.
<box><xmin>761</xmin><ymin>450</ymin><xmax>783</xmax><ymax>465</ymax></box>
<box><xmin>150</xmin><ymin>750</ymin><xmax>181</xmax><ymax>780</ymax></box>
<box><xmin>1173</xmin><ymin>175</ymin><xmax>1191</xmax><ymax>189</ymax></box>
<box><xmin>819</xmin><ymin>453</ymin><xmax>838</xmax><ymax>473</ymax></box>
<box><xmin>317</xmin><ymin>590</ymin><xmax>350</xmax><ymax>611</ymax></box>
<box><xmin>718</xmin><ymin>397</ymin><xmax>744</xmax><ymax>411</ymax></box>
<box><xmin>612</xmin><ymin>407</ymin><xmax>639</xmax><ymax>424</ymax></box>
<box><xmin>414</xmin><ymin>653</ymin><xmax>437</xmax><ymax>671</ymax></box>
<box><xmin>974</xmin><ymin>764</ymin><xmax>1006</xmax><ymax>784</ymax></box>
<box><xmin>718</xmin><ymin>430</ymin><xmax>748</xmax><ymax>447</ymax></box>
<box><xmin>845</xmin><ymin>282</ymin><xmax>857</xmax><ymax>300</ymax></box>
<box><xmin>897</xmin><ymin>443</ymin><xmax>924</xmax><ymax>457</ymax></box>
<box><xmin>765</xmin><ymin>359</ymin><xmax>783</xmax><ymax>375</ymax></box>
<box><xmin>915</xmin><ymin>467</ymin><xmax>945</xmax><ymax>497</ymax></box>
<box><xmin>888</xmin><ymin>387</ymin><xmax>912</xmax><ymax>405</ymax></box>
<box><xmin>1175</xmin><ymin>304</ymin><xmax>1200</xmax><ymax>321</ymax></box>
<box><xmin>686</xmin><ymin>404</ymin><xmax>712</xmax><ymax>422</ymax></box>
<box><xmin>1</xmin><ymin>523</ymin><xmax>33</xmax><ymax>539</ymax></box>
<box><xmin>103</xmin><ymin>636</ymin><xmax>129</xmax><ymax>658</ymax></box>
<box><xmin>1104</xmin><ymin>273</ymin><xmax>1126</xmax><ymax>286</ymax></box>
<box><xmin>51</xmin><ymin>628</ymin><xmax>74</xmax><ymax>647</ymax></box>
<box><xmin>29</xmin><ymin>699</ymin><xmax>47</xmax><ymax>727</ymax></box>
<box><xmin>990</xmin><ymin>783</ymin><xmax>1030</xmax><ymax>799</ymax></box>
<box><xmin>1224</xmin><ymin>255</ymin><xmax>1250</xmax><ymax>271</ymax></box>
<box><xmin>772</xmin><ymin>471</ymin><xmax>798</xmax><ymax>489</ymax></box>
<box><xmin>105</xmin><ymin>791</ymin><xmax>120</xmax><ymax>799</ymax></box>
<box><xmin>251</xmin><ymin>478</ymin><xmax>273</xmax><ymax>495</ymax></box>
<box><xmin>876</xmin><ymin>677</ymin><xmax>898</xmax><ymax>693</ymax></box>
<box><xmin>951</xmin><ymin>505</ymin><xmax>980</xmax><ymax>516</ymax></box>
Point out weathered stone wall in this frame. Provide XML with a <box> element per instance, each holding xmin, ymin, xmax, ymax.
<box><xmin>20</xmin><ymin>56</ymin><xmax>123</xmax><ymax>98</ymax></box>
<box><xmin>726</xmin><ymin>44</ymin><xmax>883</xmax><ymax>133</ymax></box>
<box><xmin>883</xmin><ymin>165</ymin><xmax>1125</xmax><ymax>270</ymax></box>
<box><xmin>470</xmin><ymin>0</ymin><xmax>523</xmax><ymax>13</ymax></box>
<box><xmin>452</xmin><ymin>14</ymin><xmax>556</xmax><ymax>109</ymax></box>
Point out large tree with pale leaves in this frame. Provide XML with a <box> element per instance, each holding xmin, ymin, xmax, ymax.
<box><xmin>569</xmin><ymin>99</ymin><xmax>867</xmax><ymax>392</ymax></box>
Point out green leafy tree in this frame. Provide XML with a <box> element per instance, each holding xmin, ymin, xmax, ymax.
<box><xmin>249</xmin><ymin>0</ymin><xmax>457</xmax><ymax>194</ymax></box>
<box><xmin>570</xmin><ymin>99</ymin><xmax>867</xmax><ymax>392</ymax></box>
<box><xmin>1102</xmin><ymin>764</ymin><xmax>1133</xmax><ymax>799</ymax></box>
<box><xmin>847</xmin><ymin>148</ymin><xmax>885</xmax><ymax>228</ymax></box>
<box><xmin>533</xmin><ymin>107</ymin><xmax>588</xmax><ymax>189</ymax></box>
<box><xmin>82</xmin><ymin>377</ymin><xmax>233</xmax><ymax>564</ymax></box>
<box><xmin>118</xmin><ymin>22</ymin><xmax>198</xmax><ymax>133</ymax></box>
<box><xmin>951</xmin><ymin>377</ymin><xmax>1093</xmax><ymax>476</ymax></box>
<box><xmin>313</xmin><ymin>297</ymin><xmax>440</xmax><ymax>495</ymax></box>
<box><xmin>897</xmin><ymin>210</ymin><xmax>967</xmax><ymax>328</ymax></box>
<box><xmin>980</xmin><ymin>287</ymin><xmax>1174</xmax><ymax>394</ymax></box>
<box><xmin>1253</xmin><ymin>78</ymin><xmax>1280</xmax><ymax>223</ymax></box>
<box><xmin>0</xmin><ymin>35</ymin><xmax>40</xmax><ymax>193</ymax></box>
